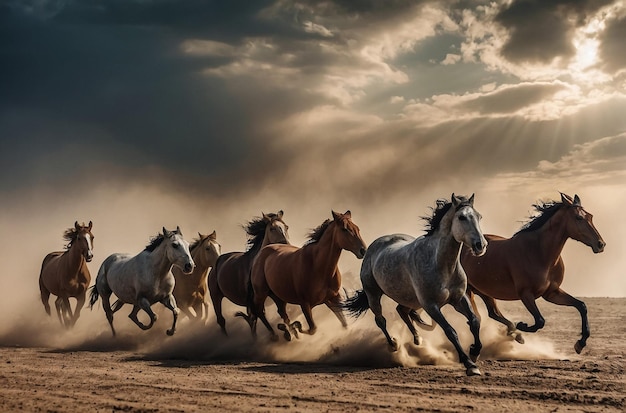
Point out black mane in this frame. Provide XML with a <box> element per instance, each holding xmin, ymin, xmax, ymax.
<box><xmin>244</xmin><ymin>212</ymin><xmax>281</xmax><ymax>255</ymax></box>
<box><xmin>144</xmin><ymin>233</ymin><xmax>165</xmax><ymax>252</ymax></box>
<box><xmin>62</xmin><ymin>227</ymin><xmax>78</xmax><ymax>250</ymax></box>
<box><xmin>515</xmin><ymin>200</ymin><xmax>564</xmax><ymax>235</ymax></box>
<box><xmin>422</xmin><ymin>196</ymin><xmax>472</xmax><ymax>236</ymax></box>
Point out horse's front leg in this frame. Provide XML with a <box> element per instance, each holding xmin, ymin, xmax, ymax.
<box><xmin>453</xmin><ymin>295</ymin><xmax>482</xmax><ymax>362</ymax></box>
<box><xmin>473</xmin><ymin>290</ymin><xmax>524</xmax><ymax>344</ymax></box>
<box><xmin>129</xmin><ymin>297</ymin><xmax>157</xmax><ymax>331</ymax></box>
<box><xmin>298</xmin><ymin>303</ymin><xmax>317</xmax><ymax>335</ymax></box>
<box><xmin>70</xmin><ymin>293</ymin><xmax>86</xmax><ymax>327</ymax></box>
<box><xmin>54</xmin><ymin>296</ymin><xmax>65</xmax><ymax>327</ymax></box>
<box><xmin>423</xmin><ymin>304</ymin><xmax>481</xmax><ymax>376</ymax></box>
<box><xmin>160</xmin><ymin>294</ymin><xmax>180</xmax><ymax>336</ymax></box>
<box><xmin>516</xmin><ymin>292</ymin><xmax>545</xmax><ymax>333</ymax></box>
<box><xmin>325</xmin><ymin>294</ymin><xmax>348</xmax><ymax>329</ymax></box>
<box><xmin>543</xmin><ymin>288</ymin><xmax>589</xmax><ymax>353</ymax></box>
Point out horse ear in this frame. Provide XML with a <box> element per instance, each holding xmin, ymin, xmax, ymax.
<box><xmin>451</xmin><ymin>193</ymin><xmax>460</xmax><ymax>207</ymax></box>
<box><xmin>74</xmin><ymin>221</ymin><xmax>80</xmax><ymax>230</ymax></box>
<box><xmin>209</xmin><ymin>230</ymin><xmax>217</xmax><ymax>239</ymax></box>
<box><xmin>277</xmin><ymin>210</ymin><xmax>284</xmax><ymax>219</ymax></box>
<box><xmin>560</xmin><ymin>192</ymin><xmax>573</xmax><ymax>205</ymax></box>
<box><xmin>176</xmin><ymin>225</ymin><xmax>182</xmax><ymax>236</ymax></box>
<box><xmin>331</xmin><ymin>210</ymin><xmax>341</xmax><ymax>220</ymax></box>
<box><xmin>88</xmin><ymin>221</ymin><xmax>93</xmax><ymax>230</ymax></box>
<box><xmin>468</xmin><ymin>193</ymin><xmax>475</xmax><ymax>206</ymax></box>
<box><xmin>573</xmin><ymin>194</ymin><xmax>581</xmax><ymax>206</ymax></box>
<box><xmin>163</xmin><ymin>227</ymin><xmax>171</xmax><ymax>237</ymax></box>
<box><xmin>344</xmin><ymin>210</ymin><xmax>352</xmax><ymax>219</ymax></box>
<box><xmin>262</xmin><ymin>212</ymin><xmax>270</xmax><ymax>222</ymax></box>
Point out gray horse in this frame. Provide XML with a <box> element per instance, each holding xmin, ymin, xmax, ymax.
<box><xmin>343</xmin><ymin>194</ymin><xmax>487</xmax><ymax>376</ymax></box>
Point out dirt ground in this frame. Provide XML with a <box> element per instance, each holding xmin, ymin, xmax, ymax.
<box><xmin>0</xmin><ymin>297</ymin><xmax>623</xmax><ymax>412</ymax></box>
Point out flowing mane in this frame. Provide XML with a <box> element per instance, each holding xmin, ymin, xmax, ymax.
<box><xmin>189</xmin><ymin>235</ymin><xmax>206</xmax><ymax>252</ymax></box>
<box><xmin>144</xmin><ymin>233</ymin><xmax>165</xmax><ymax>252</ymax></box>
<box><xmin>515</xmin><ymin>200</ymin><xmax>564</xmax><ymax>235</ymax></box>
<box><xmin>244</xmin><ymin>212</ymin><xmax>282</xmax><ymax>255</ymax></box>
<box><xmin>62</xmin><ymin>227</ymin><xmax>79</xmax><ymax>249</ymax></box>
<box><xmin>305</xmin><ymin>219</ymin><xmax>332</xmax><ymax>245</ymax></box>
<box><xmin>421</xmin><ymin>196</ymin><xmax>473</xmax><ymax>236</ymax></box>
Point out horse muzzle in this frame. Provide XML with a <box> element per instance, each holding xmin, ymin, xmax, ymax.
<box><xmin>354</xmin><ymin>246</ymin><xmax>367</xmax><ymax>259</ymax></box>
<box><xmin>470</xmin><ymin>240</ymin><xmax>487</xmax><ymax>257</ymax></box>
<box><xmin>85</xmin><ymin>252</ymin><xmax>94</xmax><ymax>262</ymax></box>
<box><xmin>183</xmin><ymin>262</ymin><xmax>195</xmax><ymax>274</ymax></box>
<box><xmin>591</xmin><ymin>239</ymin><xmax>606</xmax><ymax>254</ymax></box>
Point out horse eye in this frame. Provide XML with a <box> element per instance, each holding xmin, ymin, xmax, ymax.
<box><xmin>173</xmin><ymin>243</ymin><xmax>180</xmax><ymax>249</ymax></box>
<box><xmin>458</xmin><ymin>215</ymin><xmax>467</xmax><ymax>221</ymax></box>
<box><xmin>576</xmin><ymin>215</ymin><xmax>584</xmax><ymax>221</ymax></box>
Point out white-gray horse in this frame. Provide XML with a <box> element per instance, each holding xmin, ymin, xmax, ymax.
<box><xmin>343</xmin><ymin>194</ymin><xmax>487</xmax><ymax>376</ymax></box>
<box><xmin>89</xmin><ymin>226</ymin><xmax>195</xmax><ymax>336</ymax></box>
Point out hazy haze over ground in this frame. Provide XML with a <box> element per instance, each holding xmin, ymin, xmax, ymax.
<box><xmin>1</xmin><ymin>0</ymin><xmax>624</xmax><ymax>331</ymax></box>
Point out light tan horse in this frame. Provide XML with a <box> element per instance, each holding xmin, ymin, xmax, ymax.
<box><xmin>173</xmin><ymin>231</ymin><xmax>220</xmax><ymax>320</ymax></box>
<box><xmin>39</xmin><ymin>221</ymin><xmax>94</xmax><ymax>328</ymax></box>
<box><xmin>250</xmin><ymin>210</ymin><xmax>366</xmax><ymax>341</ymax></box>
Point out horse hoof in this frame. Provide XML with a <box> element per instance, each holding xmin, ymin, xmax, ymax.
<box><xmin>277</xmin><ymin>323</ymin><xmax>287</xmax><ymax>331</ymax></box>
<box><xmin>466</xmin><ymin>366</ymin><xmax>482</xmax><ymax>376</ymax></box>
<box><xmin>283</xmin><ymin>330</ymin><xmax>292</xmax><ymax>341</ymax></box>
<box><xmin>413</xmin><ymin>336</ymin><xmax>422</xmax><ymax>346</ymax></box>
<box><xmin>388</xmin><ymin>338</ymin><xmax>399</xmax><ymax>352</ymax></box>
<box><xmin>166</xmin><ymin>329</ymin><xmax>175</xmax><ymax>336</ymax></box>
<box><xmin>291</xmin><ymin>321</ymin><xmax>303</xmax><ymax>332</ymax></box>
<box><xmin>514</xmin><ymin>333</ymin><xmax>525</xmax><ymax>344</ymax></box>
<box><xmin>574</xmin><ymin>340</ymin><xmax>585</xmax><ymax>354</ymax></box>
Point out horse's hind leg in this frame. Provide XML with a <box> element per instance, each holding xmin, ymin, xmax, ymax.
<box><xmin>396</xmin><ymin>305</ymin><xmax>422</xmax><ymax>345</ymax></box>
<box><xmin>270</xmin><ymin>293</ymin><xmax>298</xmax><ymax>341</ymax></box>
<box><xmin>453</xmin><ymin>295</ymin><xmax>482</xmax><ymax>362</ymax></box>
<box><xmin>423</xmin><ymin>304</ymin><xmax>481</xmax><ymax>376</ymax></box>
<box><xmin>60</xmin><ymin>296</ymin><xmax>75</xmax><ymax>328</ymax></box>
<box><xmin>160</xmin><ymin>294</ymin><xmax>180</xmax><ymax>336</ymax></box>
<box><xmin>100</xmin><ymin>292</ymin><xmax>117</xmax><ymax>337</ymax></box>
<box><xmin>129</xmin><ymin>297</ymin><xmax>157</xmax><ymax>331</ymax></box>
<box><xmin>210</xmin><ymin>289</ymin><xmax>228</xmax><ymax>335</ymax></box>
<box><xmin>543</xmin><ymin>288</ymin><xmax>589</xmax><ymax>353</ymax></box>
<box><xmin>474</xmin><ymin>290</ymin><xmax>523</xmax><ymax>344</ymax></box>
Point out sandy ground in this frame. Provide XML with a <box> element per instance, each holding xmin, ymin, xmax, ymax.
<box><xmin>0</xmin><ymin>297</ymin><xmax>624</xmax><ymax>412</ymax></box>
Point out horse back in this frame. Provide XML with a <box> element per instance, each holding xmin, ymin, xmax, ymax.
<box><xmin>212</xmin><ymin>251</ymin><xmax>251</xmax><ymax>306</ymax></box>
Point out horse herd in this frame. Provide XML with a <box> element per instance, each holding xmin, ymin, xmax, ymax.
<box><xmin>38</xmin><ymin>192</ymin><xmax>606</xmax><ymax>376</ymax></box>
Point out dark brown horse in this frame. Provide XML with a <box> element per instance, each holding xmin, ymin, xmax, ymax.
<box><xmin>39</xmin><ymin>221</ymin><xmax>94</xmax><ymax>328</ymax></box>
<box><xmin>173</xmin><ymin>231</ymin><xmax>220</xmax><ymax>320</ymax></box>
<box><xmin>460</xmin><ymin>193</ymin><xmax>605</xmax><ymax>353</ymax></box>
<box><xmin>208</xmin><ymin>211</ymin><xmax>289</xmax><ymax>335</ymax></box>
<box><xmin>250</xmin><ymin>210</ymin><xmax>367</xmax><ymax>341</ymax></box>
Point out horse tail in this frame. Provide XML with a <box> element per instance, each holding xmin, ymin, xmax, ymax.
<box><xmin>341</xmin><ymin>290</ymin><xmax>370</xmax><ymax>318</ymax></box>
<box><xmin>88</xmin><ymin>285</ymin><xmax>99</xmax><ymax>309</ymax></box>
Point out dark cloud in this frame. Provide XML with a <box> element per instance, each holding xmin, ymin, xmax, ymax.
<box><xmin>598</xmin><ymin>14</ymin><xmax>626</xmax><ymax>74</ymax></box>
<box><xmin>495</xmin><ymin>0</ymin><xmax>613</xmax><ymax>64</ymax></box>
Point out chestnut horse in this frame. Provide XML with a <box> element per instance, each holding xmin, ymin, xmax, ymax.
<box><xmin>208</xmin><ymin>211</ymin><xmax>289</xmax><ymax>335</ymax></box>
<box><xmin>250</xmin><ymin>210</ymin><xmax>367</xmax><ymax>341</ymax></box>
<box><xmin>173</xmin><ymin>231</ymin><xmax>221</xmax><ymax>320</ymax></box>
<box><xmin>460</xmin><ymin>193</ymin><xmax>605</xmax><ymax>353</ymax></box>
<box><xmin>343</xmin><ymin>195</ymin><xmax>487</xmax><ymax>376</ymax></box>
<box><xmin>39</xmin><ymin>221</ymin><xmax>94</xmax><ymax>328</ymax></box>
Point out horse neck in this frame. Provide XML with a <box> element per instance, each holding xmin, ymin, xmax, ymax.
<box><xmin>522</xmin><ymin>209</ymin><xmax>569</xmax><ymax>262</ymax></box>
<box><xmin>306</xmin><ymin>226</ymin><xmax>342</xmax><ymax>275</ymax></box>
<box><xmin>65</xmin><ymin>242</ymin><xmax>86</xmax><ymax>275</ymax></box>
<box><xmin>149</xmin><ymin>244</ymin><xmax>175</xmax><ymax>277</ymax></box>
<box><xmin>431</xmin><ymin>213</ymin><xmax>463</xmax><ymax>273</ymax></box>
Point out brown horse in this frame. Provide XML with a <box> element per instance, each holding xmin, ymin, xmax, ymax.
<box><xmin>39</xmin><ymin>221</ymin><xmax>94</xmax><ymax>328</ymax></box>
<box><xmin>460</xmin><ymin>193</ymin><xmax>605</xmax><ymax>353</ymax></box>
<box><xmin>208</xmin><ymin>211</ymin><xmax>289</xmax><ymax>335</ymax></box>
<box><xmin>173</xmin><ymin>231</ymin><xmax>220</xmax><ymax>320</ymax></box>
<box><xmin>250</xmin><ymin>210</ymin><xmax>367</xmax><ymax>341</ymax></box>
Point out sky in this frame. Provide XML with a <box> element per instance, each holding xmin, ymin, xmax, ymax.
<box><xmin>0</xmin><ymin>0</ymin><xmax>625</xmax><ymax>314</ymax></box>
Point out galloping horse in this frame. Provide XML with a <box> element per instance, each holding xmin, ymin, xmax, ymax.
<box><xmin>39</xmin><ymin>221</ymin><xmax>94</xmax><ymax>328</ymax></box>
<box><xmin>343</xmin><ymin>195</ymin><xmax>487</xmax><ymax>376</ymax></box>
<box><xmin>89</xmin><ymin>227</ymin><xmax>194</xmax><ymax>336</ymax></box>
<box><xmin>208</xmin><ymin>211</ymin><xmax>289</xmax><ymax>335</ymax></box>
<box><xmin>251</xmin><ymin>210</ymin><xmax>367</xmax><ymax>341</ymax></box>
<box><xmin>460</xmin><ymin>193</ymin><xmax>605</xmax><ymax>353</ymax></box>
<box><xmin>173</xmin><ymin>231</ymin><xmax>220</xmax><ymax>320</ymax></box>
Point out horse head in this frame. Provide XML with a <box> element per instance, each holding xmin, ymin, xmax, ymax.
<box><xmin>163</xmin><ymin>226</ymin><xmax>195</xmax><ymax>274</ymax></box>
<box><xmin>560</xmin><ymin>193</ymin><xmax>606</xmax><ymax>253</ymax></box>
<box><xmin>199</xmin><ymin>230</ymin><xmax>221</xmax><ymax>266</ymax></box>
<box><xmin>74</xmin><ymin>220</ymin><xmax>94</xmax><ymax>262</ymax></box>
<box><xmin>450</xmin><ymin>194</ymin><xmax>487</xmax><ymax>256</ymax></box>
<box><xmin>331</xmin><ymin>210</ymin><xmax>367</xmax><ymax>259</ymax></box>
<box><xmin>262</xmin><ymin>210</ymin><xmax>290</xmax><ymax>245</ymax></box>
